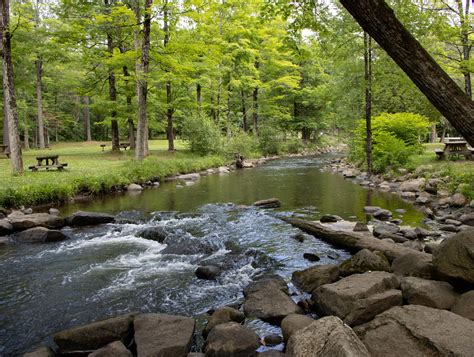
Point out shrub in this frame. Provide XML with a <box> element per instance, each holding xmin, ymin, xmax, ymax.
<box><xmin>283</xmin><ymin>138</ymin><xmax>305</xmax><ymax>154</ymax></box>
<box><xmin>222</xmin><ymin>131</ymin><xmax>260</xmax><ymax>160</ymax></box>
<box><xmin>181</xmin><ymin>114</ymin><xmax>221</xmax><ymax>155</ymax></box>
<box><xmin>258</xmin><ymin>126</ymin><xmax>284</xmax><ymax>156</ymax></box>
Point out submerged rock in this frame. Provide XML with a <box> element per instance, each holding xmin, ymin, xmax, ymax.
<box><xmin>263</xmin><ymin>334</ymin><xmax>283</xmax><ymax>347</ymax></box>
<box><xmin>302</xmin><ymin>253</ymin><xmax>320</xmax><ymax>262</ymax></box>
<box><xmin>134</xmin><ymin>313</ymin><xmax>195</xmax><ymax>357</ymax></box>
<box><xmin>287</xmin><ymin>316</ymin><xmax>369</xmax><ymax>357</ymax></box>
<box><xmin>136</xmin><ymin>226</ymin><xmax>168</xmax><ymax>242</ymax></box>
<box><xmin>312</xmin><ymin>271</ymin><xmax>402</xmax><ymax>326</ymax></box>
<box><xmin>66</xmin><ymin>211</ymin><xmax>115</xmax><ymax>227</ymax></box>
<box><xmin>195</xmin><ymin>265</ymin><xmax>221</xmax><ymax>280</ymax></box>
<box><xmin>354</xmin><ymin>305</ymin><xmax>474</xmax><ymax>357</ymax></box>
<box><xmin>13</xmin><ymin>227</ymin><xmax>68</xmax><ymax>243</ymax></box>
<box><xmin>204</xmin><ymin>322</ymin><xmax>260</xmax><ymax>357</ymax></box>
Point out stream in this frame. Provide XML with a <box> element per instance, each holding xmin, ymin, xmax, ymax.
<box><xmin>0</xmin><ymin>155</ymin><xmax>425</xmax><ymax>356</ymax></box>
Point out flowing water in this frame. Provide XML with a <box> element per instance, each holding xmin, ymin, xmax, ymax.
<box><xmin>0</xmin><ymin>155</ymin><xmax>425</xmax><ymax>356</ymax></box>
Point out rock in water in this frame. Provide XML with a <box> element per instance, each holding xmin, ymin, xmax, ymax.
<box><xmin>253</xmin><ymin>198</ymin><xmax>281</xmax><ymax>209</ymax></box>
<box><xmin>0</xmin><ymin>219</ymin><xmax>13</xmax><ymax>236</ymax></box>
<box><xmin>281</xmin><ymin>314</ymin><xmax>314</xmax><ymax>342</ymax></box>
<box><xmin>302</xmin><ymin>253</ymin><xmax>320</xmax><ymax>262</ymax></box>
<box><xmin>373</xmin><ymin>209</ymin><xmax>392</xmax><ymax>220</ymax></box>
<box><xmin>66</xmin><ymin>211</ymin><xmax>115</xmax><ymax>227</ymax></box>
<box><xmin>312</xmin><ymin>271</ymin><xmax>402</xmax><ymax>326</ymax></box>
<box><xmin>195</xmin><ymin>265</ymin><xmax>221</xmax><ymax>280</ymax></box>
<box><xmin>319</xmin><ymin>214</ymin><xmax>339</xmax><ymax>223</ymax></box>
<box><xmin>126</xmin><ymin>183</ymin><xmax>143</xmax><ymax>191</ymax></box>
<box><xmin>263</xmin><ymin>334</ymin><xmax>283</xmax><ymax>346</ymax></box>
<box><xmin>54</xmin><ymin>314</ymin><xmax>134</xmax><ymax>353</ymax></box>
<box><xmin>203</xmin><ymin>307</ymin><xmax>245</xmax><ymax>338</ymax></box>
<box><xmin>400</xmin><ymin>277</ymin><xmax>458</xmax><ymax>310</ymax></box>
<box><xmin>13</xmin><ymin>227</ymin><xmax>68</xmax><ymax>243</ymax></box>
<box><xmin>291</xmin><ymin>265</ymin><xmax>339</xmax><ymax>293</ymax></box>
<box><xmin>372</xmin><ymin>223</ymin><xmax>399</xmax><ymax>237</ymax></box>
<box><xmin>451</xmin><ymin>290</ymin><xmax>474</xmax><ymax>320</ymax></box>
<box><xmin>136</xmin><ymin>226</ymin><xmax>168</xmax><ymax>242</ymax></box>
<box><xmin>89</xmin><ymin>341</ymin><xmax>132</xmax><ymax>357</ymax></box>
<box><xmin>433</xmin><ymin>229</ymin><xmax>474</xmax><ymax>285</ymax></box>
<box><xmin>286</xmin><ymin>316</ymin><xmax>369</xmax><ymax>357</ymax></box>
<box><xmin>23</xmin><ymin>346</ymin><xmax>55</xmax><ymax>357</ymax></box>
<box><xmin>204</xmin><ymin>322</ymin><xmax>260</xmax><ymax>357</ymax></box>
<box><xmin>8</xmin><ymin>212</ymin><xmax>65</xmax><ymax>231</ymax></box>
<box><xmin>354</xmin><ymin>305</ymin><xmax>474</xmax><ymax>356</ymax></box>
<box><xmin>134</xmin><ymin>313</ymin><xmax>195</xmax><ymax>357</ymax></box>
<box><xmin>339</xmin><ymin>249</ymin><xmax>390</xmax><ymax>277</ymax></box>
<box><xmin>353</xmin><ymin>222</ymin><xmax>369</xmax><ymax>232</ymax></box>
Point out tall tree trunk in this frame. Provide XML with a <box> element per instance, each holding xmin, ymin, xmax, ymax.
<box><xmin>36</xmin><ymin>57</ymin><xmax>45</xmax><ymax>149</ymax></box>
<box><xmin>339</xmin><ymin>0</ymin><xmax>474</xmax><ymax>147</ymax></box>
<box><xmin>252</xmin><ymin>61</ymin><xmax>259</xmax><ymax>134</ymax></box>
<box><xmin>135</xmin><ymin>0</ymin><xmax>152</xmax><ymax>161</ymax></box>
<box><xmin>241</xmin><ymin>89</ymin><xmax>247</xmax><ymax>131</ymax></box>
<box><xmin>197</xmin><ymin>83</ymin><xmax>202</xmax><ymax>109</ymax></box>
<box><xmin>456</xmin><ymin>0</ymin><xmax>471</xmax><ymax>99</ymax></box>
<box><xmin>1</xmin><ymin>0</ymin><xmax>23</xmax><ymax>174</ymax></box>
<box><xmin>2</xmin><ymin>95</ymin><xmax>9</xmax><ymax>146</ymax></box>
<box><xmin>163</xmin><ymin>3</ymin><xmax>174</xmax><ymax>152</ymax></box>
<box><xmin>24</xmin><ymin>116</ymin><xmax>29</xmax><ymax>150</ymax></box>
<box><xmin>83</xmin><ymin>96</ymin><xmax>92</xmax><ymax>141</ymax></box>
<box><xmin>106</xmin><ymin>28</ymin><xmax>119</xmax><ymax>150</ymax></box>
<box><xmin>364</xmin><ymin>32</ymin><xmax>373</xmax><ymax>177</ymax></box>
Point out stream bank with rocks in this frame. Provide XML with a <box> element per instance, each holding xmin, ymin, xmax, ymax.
<box><xmin>14</xmin><ymin>196</ymin><xmax>474</xmax><ymax>357</ymax></box>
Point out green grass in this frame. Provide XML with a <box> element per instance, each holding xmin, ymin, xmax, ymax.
<box><xmin>0</xmin><ymin>140</ymin><xmax>228</xmax><ymax>208</ymax></box>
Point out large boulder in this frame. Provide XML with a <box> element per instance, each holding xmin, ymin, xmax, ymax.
<box><xmin>291</xmin><ymin>265</ymin><xmax>339</xmax><ymax>293</ymax></box>
<box><xmin>66</xmin><ymin>211</ymin><xmax>115</xmax><ymax>227</ymax></box>
<box><xmin>433</xmin><ymin>229</ymin><xmax>474</xmax><ymax>285</ymax></box>
<box><xmin>203</xmin><ymin>307</ymin><xmax>245</xmax><ymax>338</ymax></box>
<box><xmin>339</xmin><ymin>249</ymin><xmax>391</xmax><ymax>277</ymax></box>
<box><xmin>372</xmin><ymin>223</ymin><xmax>400</xmax><ymax>237</ymax></box>
<box><xmin>400</xmin><ymin>277</ymin><xmax>458</xmax><ymax>310</ymax></box>
<box><xmin>243</xmin><ymin>278</ymin><xmax>303</xmax><ymax>323</ymax></box>
<box><xmin>280</xmin><ymin>314</ymin><xmax>314</xmax><ymax>342</ymax></box>
<box><xmin>399</xmin><ymin>178</ymin><xmax>425</xmax><ymax>192</ymax></box>
<box><xmin>54</xmin><ymin>314</ymin><xmax>134</xmax><ymax>354</ymax></box>
<box><xmin>134</xmin><ymin>313</ymin><xmax>195</xmax><ymax>357</ymax></box>
<box><xmin>243</xmin><ymin>275</ymin><xmax>288</xmax><ymax>296</ymax></box>
<box><xmin>354</xmin><ymin>305</ymin><xmax>474</xmax><ymax>356</ymax></box>
<box><xmin>459</xmin><ymin>212</ymin><xmax>474</xmax><ymax>226</ymax></box>
<box><xmin>23</xmin><ymin>346</ymin><xmax>55</xmax><ymax>357</ymax></box>
<box><xmin>286</xmin><ymin>316</ymin><xmax>369</xmax><ymax>357</ymax></box>
<box><xmin>391</xmin><ymin>252</ymin><xmax>434</xmax><ymax>279</ymax></box>
<box><xmin>8</xmin><ymin>211</ymin><xmax>65</xmax><ymax>231</ymax></box>
<box><xmin>136</xmin><ymin>226</ymin><xmax>168</xmax><ymax>242</ymax></box>
<box><xmin>0</xmin><ymin>219</ymin><xmax>13</xmax><ymax>236</ymax></box>
<box><xmin>89</xmin><ymin>341</ymin><xmax>133</xmax><ymax>357</ymax></box>
<box><xmin>204</xmin><ymin>322</ymin><xmax>260</xmax><ymax>357</ymax></box>
<box><xmin>14</xmin><ymin>227</ymin><xmax>68</xmax><ymax>243</ymax></box>
<box><xmin>195</xmin><ymin>266</ymin><xmax>221</xmax><ymax>280</ymax></box>
<box><xmin>312</xmin><ymin>271</ymin><xmax>402</xmax><ymax>326</ymax></box>
<box><xmin>451</xmin><ymin>290</ymin><xmax>474</xmax><ymax>320</ymax></box>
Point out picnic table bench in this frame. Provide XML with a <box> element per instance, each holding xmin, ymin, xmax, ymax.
<box><xmin>28</xmin><ymin>155</ymin><xmax>68</xmax><ymax>171</ymax></box>
<box><xmin>120</xmin><ymin>143</ymin><xmax>130</xmax><ymax>150</ymax></box>
<box><xmin>0</xmin><ymin>145</ymin><xmax>10</xmax><ymax>158</ymax></box>
<box><xmin>435</xmin><ymin>141</ymin><xmax>473</xmax><ymax>160</ymax></box>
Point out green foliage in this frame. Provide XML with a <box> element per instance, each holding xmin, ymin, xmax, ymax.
<box><xmin>350</xmin><ymin>112</ymin><xmax>430</xmax><ymax>173</ymax></box>
<box><xmin>181</xmin><ymin>114</ymin><xmax>222</xmax><ymax>155</ymax></box>
<box><xmin>222</xmin><ymin>131</ymin><xmax>260</xmax><ymax>159</ymax></box>
<box><xmin>258</xmin><ymin>125</ymin><xmax>284</xmax><ymax>156</ymax></box>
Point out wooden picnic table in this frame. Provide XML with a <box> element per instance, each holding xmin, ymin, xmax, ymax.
<box><xmin>0</xmin><ymin>145</ymin><xmax>10</xmax><ymax>158</ymax></box>
<box><xmin>435</xmin><ymin>141</ymin><xmax>473</xmax><ymax>160</ymax></box>
<box><xmin>120</xmin><ymin>143</ymin><xmax>130</xmax><ymax>150</ymax></box>
<box><xmin>29</xmin><ymin>155</ymin><xmax>68</xmax><ymax>171</ymax></box>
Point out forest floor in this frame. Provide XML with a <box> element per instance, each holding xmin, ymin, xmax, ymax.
<box><xmin>0</xmin><ymin>140</ymin><xmax>228</xmax><ymax>208</ymax></box>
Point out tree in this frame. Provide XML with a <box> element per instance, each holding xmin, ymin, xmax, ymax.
<box><xmin>364</xmin><ymin>32</ymin><xmax>373</xmax><ymax>176</ymax></box>
<box><xmin>1</xmin><ymin>0</ymin><xmax>23</xmax><ymax>174</ymax></box>
<box><xmin>339</xmin><ymin>0</ymin><xmax>474</xmax><ymax>147</ymax></box>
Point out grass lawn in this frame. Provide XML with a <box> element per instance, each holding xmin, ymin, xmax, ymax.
<box><xmin>0</xmin><ymin>140</ymin><xmax>228</xmax><ymax>208</ymax></box>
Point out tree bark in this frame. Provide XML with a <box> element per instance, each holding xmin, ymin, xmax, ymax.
<box><xmin>1</xmin><ymin>0</ymin><xmax>23</xmax><ymax>174</ymax></box>
<box><xmin>431</xmin><ymin>123</ymin><xmax>437</xmax><ymax>143</ymax></box>
<box><xmin>24</xmin><ymin>116</ymin><xmax>29</xmax><ymax>150</ymax></box>
<box><xmin>252</xmin><ymin>61</ymin><xmax>259</xmax><ymax>134</ymax></box>
<box><xmin>135</xmin><ymin>0</ymin><xmax>152</xmax><ymax>161</ymax></box>
<box><xmin>241</xmin><ymin>89</ymin><xmax>247</xmax><ymax>131</ymax></box>
<box><xmin>339</xmin><ymin>0</ymin><xmax>474</xmax><ymax>147</ymax></box>
<box><xmin>197</xmin><ymin>83</ymin><xmax>202</xmax><ymax>109</ymax></box>
<box><xmin>83</xmin><ymin>96</ymin><xmax>92</xmax><ymax>141</ymax></box>
<box><xmin>163</xmin><ymin>3</ymin><xmax>174</xmax><ymax>152</ymax></box>
<box><xmin>364</xmin><ymin>32</ymin><xmax>373</xmax><ymax>177</ymax></box>
<box><xmin>2</xmin><ymin>94</ymin><xmax>9</xmax><ymax>147</ymax></box>
<box><xmin>456</xmin><ymin>0</ymin><xmax>471</xmax><ymax>99</ymax></box>
<box><xmin>35</xmin><ymin>57</ymin><xmax>45</xmax><ymax>149</ymax></box>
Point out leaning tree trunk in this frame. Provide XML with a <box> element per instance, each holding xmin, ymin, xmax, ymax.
<box><xmin>364</xmin><ymin>31</ymin><xmax>373</xmax><ymax>177</ymax></box>
<box><xmin>135</xmin><ymin>0</ymin><xmax>152</xmax><ymax>161</ymax></box>
<box><xmin>1</xmin><ymin>0</ymin><xmax>23</xmax><ymax>174</ymax></box>
<box><xmin>36</xmin><ymin>57</ymin><xmax>45</xmax><ymax>149</ymax></box>
<box><xmin>339</xmin><ymin>0</ymin><xmax>474</xmax><ymax>147</ymax></box>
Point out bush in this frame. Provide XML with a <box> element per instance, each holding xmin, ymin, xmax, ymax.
<box><xmin>349</xmin><ymin>112</ymin><xmax>430</xmax><ymax>173</ymax></box>
<box><xmin>258</xmin><ymin>126</ymin><xmax>284</xmax><ymax>156</ymax></box>
<box><xmin>181</xmin><ymin>114</ymin><xmax>221</xmax><ymax>155</ymax></box>
<box><xmin>283</xmin><ymin>138</ymin><xmax>305</xmax><ymax>154</ymax></box>
<box><xmin>222</xmin><ymin>131</ymin><xmax>260</xmax><ymax>159</ymax></box>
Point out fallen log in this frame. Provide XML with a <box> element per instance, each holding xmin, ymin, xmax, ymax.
<box><xmin>282</xmin><ymin>217</ymin><xmax>431</xmax><ymax>263</ymax></box>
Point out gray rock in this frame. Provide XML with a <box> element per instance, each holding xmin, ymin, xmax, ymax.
<box><xmin>354</xmin><ymin>305</ymin><xmax>474</xmax><ymax>357</ymax></box>
<box><xmin>399</xmin><ymin>178</ymin><xmax>425</xmax><ymax>192</ymax></box>
<box><xmin>280</xmin><ymin>314</ymin><xmax>314</xmax><ymax>342</ymax></box>
<box><xmin>451</xmin><ymin>193</ymin><xmax>466</xmax><ymax>207</ymax></box>
<box><xmin>258</xmin><ymin>350</ymin><xmax>284</xmax><ymax>356</ymax></box>
<box><xmin>178</xmin><ymin>173</ymin><xmax>200</xmax><ymax>181</ymax></box>
<box><xmin>339</xmin><ymin>249</ymin><xmax>391</xmax><ymax>277</ymax></box>
<box><xmin>391</xmin><ymin>252</ymin><xmax>434</xmax><ymax>279</ymax></box>
<box><xmin>8</xmin><ymin>212</ymin><xmax>65</xmax><ymax>231</ymax></box>
<box><xmin>439</xmin><ymin>224</ymin><xmax>461</xmax><ymax>233</ymax></box>
<box><xmin>414</xmin><ymin>227</ymin><xmax>435</xmax><ymax>238</ymax></box>
<box><xmin>22</xmin><ymin>208</ymin><xmax>33</xmax><ymax>214</ymax></box>
<box><xmin>88</xmin><ymin>341</ymin><xmax>132</xmax><ymax>357</ymax></box>
<box><xmin>415</xmin><ymin>192</ymin><xmax>432</xmax><ymax>204</ymax></box>
<box><xmin>401</xmin><ymin>277</ymin><xmax>458</xmax><ymax>309</ymax></box>
<box><xmin>244</xmin><ymin>275</ymin><xmax>289</xmax><ymax>296</ymax></box>
<box><xmin>14</xmin><ymin>227</ymin><xmax>68</xmax><ymax>243</ymax></box>
<box><xmin>433</xmin><ymin>229</ymin><xmax>474</xmax><ymax>285</ymax></box>
<box><xmin>136</xmin><ymin>226</ymin><xmax>168</xmax><ymax>242</ymax></box>
<box><xmin>54</xmin><ymin>314</ymin><xmax>134</xmax><ymax>353</ymax></box>
<box><xmin>312</xmin><ymin>271</ymin><xmax>402</xmax><ymax>326</ymax></box>
<box><xmin>423</xmin><ymin>243</ymin><xmax>439</xmax><ymax>254</ymax></box>
<box><xmin>0</xmin><ymin>218</ymin><xmax>13</xmax><ymax>236</ymax></box>
<box><xmin>187</xmin><ymin>354</ymin><xmax>205</xmax><ymax>357</ymax></box>
<box><xmin>204</xmin><ymin>322</ymin><xmax>260</xmax><ymax>357</ymax></box>
<box><xmin>49</xmin><ymin>208</ymin><xmax>60</xmax><ymax>216</ymax></box>
<box><xmin>445</xmin><ymin>218</ymin><xmax>462</xmax><ymax>226</ymax></box>
<box><xmin>402</xmin><ymin>240</ymin><xmax>424</xmax><ymax>251</ymax></box>
<box><xmin>195</xmin><ymin>265</ymin><xmax>221</xmax><ymax>280</ymax></box>
<box><xmin>353</xmin><ymin>222</ymin><xmax>369</xmax><ymax>232</ymax></box>
<box><xmin>67</xmin><ymin>211</ymin><xmax>115</xmax><ymax>227</ymax></box>
<box><xmin>126</xmin><ymin>183</ymin><xmax>143</xmax><ymax>191</ymax></box>
<box><xmin>134</xmin><ymin>313</ymin><xmax>195</xmax><ymax>357</ymax></box>
<box><xmin>320</xmin><ymin>214</ymin><xmax>339</xmax><ymax>223</ymax></box>
<box><xmin>401</xmin><ymin>191</ymin><xmax>417</xmax><ymax>200</ymax></box>
<box><xmin>253</xmin><ymin>198</ymin><xmax>281</xmax><ymax>209</ymax></box>
<box><xmin>286</xmin><ymin>316</ymin><xmax>369</xmax><ymax>357</ymax></box>
<box><xmin>373</xmin><ymin>223</ymin><xmax>400</xmax><ymax>237</ymax></box>
<box><xmin>401</xmin><ymin>229</ymin><xmax>418</xmax><ymax>240</ymax></box>
<box><xmin>378</xmin><ymin>233</ymin><xmax>408</xmax><ymax>243</ymax></box>
<box><xmin>263</xmin><ymin>334</ymin><xmax>283</xmax><ymax>347</ymax></box>
<box><xmin>23</xmin><ymin>346</ymin><xmax>55</xmax><ymax>357</ymax></box>
<box><xmin>203</xmin><ymin>307</ymin><xmax>245</xmax><ymax>338</ymax></box>
<box><xmin>459</xmin><ymin>212</ymin><xmax>474</xmax><ymax>226</ymax></box>
<box><xmin>291</xmin><ymin>265</ymin><xmax>339</xmax><ymax>293</ymax></box>
<box><xmin>373</xmin><ymin>209</ymin><xmax>392</xmax><ymax>220</ymax></box>
<box><xmin>302</xmin><ymin>253</ymin><xmax>320</xmax><ymax>262</ymax></box>
<box><xmin>363</xmin><ymin>206</ymin><xmax>381</xmax><ymax>214</ymax></box>
<box><xmin>451</xmin><ymin>290</ymin><xmax>474</xmax><ymax>320</ymax></box>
